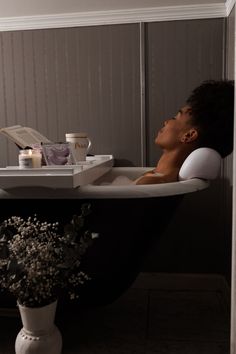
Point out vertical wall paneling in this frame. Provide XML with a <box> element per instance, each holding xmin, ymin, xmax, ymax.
<box><xmin>142</xmin><ymin>18</ymin><xmax>228</xmax><ymax>275</ymax></box>
<box><xmin>0</xmin><ymin>19</ymin><xmax>225</xmax><ymax>169</ymax></box>
<box><xmin>146</xmin><ymin>18</ymin><xmax>225</xmax><ymax>166</ymax></box>
<box><xmin>13</xmin><ymin>32</ymin><xmax>27</xmax><ymax>126</ymax></box>
<box><xmin>55</xmin><ymin>29</ymin><xmax>69</xmax><ymax>139</ymax></box>
<box><xmin>2</xmin><ymin>32</ymin><xmax>16</xmax><ymax>127</ymax></box>
<box><xmin>43</xmin><ymin>29</ymin><xmax>59</xmax><ymax>141</ymax></box>
<box><xmin>73</xmin><ymin>24</ymin><xmax>141</xmax><ymax>166</ymax></box>
<box><xmin>23</xmin><ymin>31</ymin><xmax>37</xmax><ymax>130</ymax></box>
<box><xmin>0</xmin><ymin>31</ymin><xmax>19</xmax><ymax>164</ymax></box>
<box><xmin>33</xmin><ymin>30</ymin><xmax>49</xmax><ymax>135</ymax></box>
<box><xmin>0</xmin><ymin>24</ymin><xmax>141</xmax><ymax>167</ymax></box>
<box><xmin>139</xmin><ymin>22</ymin><xmax>146</xmax><ymax>167</ymax></box>
<box><xmin>0</xmin><ymin>33</ymin><xmax>9</xmax><ymax>166</ymax></box>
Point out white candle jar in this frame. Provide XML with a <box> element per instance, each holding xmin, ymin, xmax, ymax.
<box><xmin>19</xmin><ymin>149</ymin><xmax>42</xmax><ymax>169</ymax></box>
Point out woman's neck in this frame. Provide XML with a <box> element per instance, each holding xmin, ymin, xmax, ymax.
<box><xmin>154</xmin><ymin>149</ymin><xmax>191</xmax><ymax>175</ymax></box>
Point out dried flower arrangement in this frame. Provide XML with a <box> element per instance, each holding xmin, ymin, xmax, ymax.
<box><xmin>0</xmin><ymin>203</ymin><xmax>97</xmax><ymax>307</ymax></box>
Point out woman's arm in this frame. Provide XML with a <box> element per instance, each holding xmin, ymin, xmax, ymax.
<box><xmin>134</xmin><ymin>173</ymin><xmax>167</xmax><ymax>185</ymax></box>
<box><xmin>133</xmin><ymin>169</ymin><xmax>179</xmax><ymax>185</ymax></box>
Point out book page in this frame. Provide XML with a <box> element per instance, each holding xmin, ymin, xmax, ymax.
<box><xmin>0</xmin><ymin>126</ymin><xmax>51</xmax><ymax>148</ymax></box>
<box><xmin>26</xmin><ymin>127</ymin><xmax>51</xmax><ymax>145</ymax></box>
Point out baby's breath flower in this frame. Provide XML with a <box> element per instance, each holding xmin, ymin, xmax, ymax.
<box><xmin>0</xmin><ymin>204</ymin><xmax>96</xmax><ymax>307</ymax></box>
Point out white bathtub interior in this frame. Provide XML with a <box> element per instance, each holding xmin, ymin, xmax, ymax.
<box><xmin>80</xmin><ymin>167</ymin><xmax>210</xmax><ymax>198</ymax></box>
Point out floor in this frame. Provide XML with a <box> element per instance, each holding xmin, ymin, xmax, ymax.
<box><xmin>0</xmin><ymin>273</ymin><xmax>230</xmax><ymax>354</ymax></box>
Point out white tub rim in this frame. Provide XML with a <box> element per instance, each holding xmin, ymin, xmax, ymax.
<box><xmin>0</xmin><ymin>167</ymin><xmax>209</xmax><ymax>199</ymax></box>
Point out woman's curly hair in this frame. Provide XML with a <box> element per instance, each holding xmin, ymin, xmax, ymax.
<box><xmin>186</xmin><ymin>80</ymin><xmax>234</xmax><ymax>158</ymax></box>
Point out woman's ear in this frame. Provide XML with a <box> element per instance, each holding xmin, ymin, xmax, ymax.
<box><xmin>181</xmin><ymin>129</ymin><xmax>198</xmax><ymax>143</ymax></box>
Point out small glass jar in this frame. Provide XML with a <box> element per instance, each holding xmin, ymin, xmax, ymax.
<box><xmin>19</xmin><ymin>149</ymin><xmax>42</xmax><ymax>169</ymax></box>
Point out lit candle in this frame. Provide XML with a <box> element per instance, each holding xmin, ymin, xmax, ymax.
<box><xmin>19</xmin><ymin>149</ymin><xmax>42</xmax><ymax>169</ymax></box>
<box><xmin>31</xmin><ymin>149</ymin><xmax>42</xmax><ymax>168</ymax></box>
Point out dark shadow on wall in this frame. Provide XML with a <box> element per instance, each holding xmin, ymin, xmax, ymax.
<box><xmin>142</xmin><ymin>177</ymin><xmax>232</xmax><ymax>283</ymax></box>
<box><xmin>114</xmin><ymin>159</ymin><xmax>135</xmax><ymax>167</ymax></box>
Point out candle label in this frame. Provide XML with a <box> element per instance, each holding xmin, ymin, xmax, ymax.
<box><xmin>18</xmin><ymin>149</ymin><xmax>42</xmax><ymax>168</ymax></box>
<box><xmin>19</xmin><ymin>156</ymin><xmax>33</xmax><ymax>168</ymax></box>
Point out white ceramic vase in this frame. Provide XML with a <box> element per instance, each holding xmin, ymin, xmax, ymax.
<box><xmin>15</xmin><ymin>300</ymin><xmax>62</xmax><ymax>354</ymax></box>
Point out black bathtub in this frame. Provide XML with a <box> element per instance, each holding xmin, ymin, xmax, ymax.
<box><xmin>0</xmin><ymin>167</ymin><xmax>209</xmax><ymax>308</ymax></box>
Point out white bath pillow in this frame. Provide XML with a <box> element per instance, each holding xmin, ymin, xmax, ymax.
<box><xmin>179</xmin><ymin>147</ymin><xmax>221</xmax><ymax>181</ymax></box>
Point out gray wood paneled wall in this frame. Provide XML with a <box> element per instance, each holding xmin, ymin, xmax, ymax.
<box><xmin>0</xmin><ymin>19</ymin><xmax>225</xmax><ymax>169</ymax></box>
<box><xmin>146</xmin><ymin>19</ymin><xmax>225</xmax><ymax>166</ymax></box>
<box><xmin>143</xmin><ymin>15</ymin><xmax>235</xmax><ymax>277</ymax></box>
<box><xmin>0</xmin><ymin>24</ymin><xmax>141</xmax><ymax>167</ymax></box>
<box><xmin>227</xmin><ymin>7</ymin><xmax>235</xmax><ymax>81</ymax></box>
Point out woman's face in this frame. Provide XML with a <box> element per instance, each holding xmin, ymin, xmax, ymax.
<box><xmin>155</xmin><ymin>105</ymin><xmax>195</xmax><ymax>150</ymax></box>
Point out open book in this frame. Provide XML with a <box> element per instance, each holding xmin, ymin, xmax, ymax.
<box><xmin>0</xmin><ymin>125</ymin><xmax>51</xmax><ymax>148</ymax></box>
